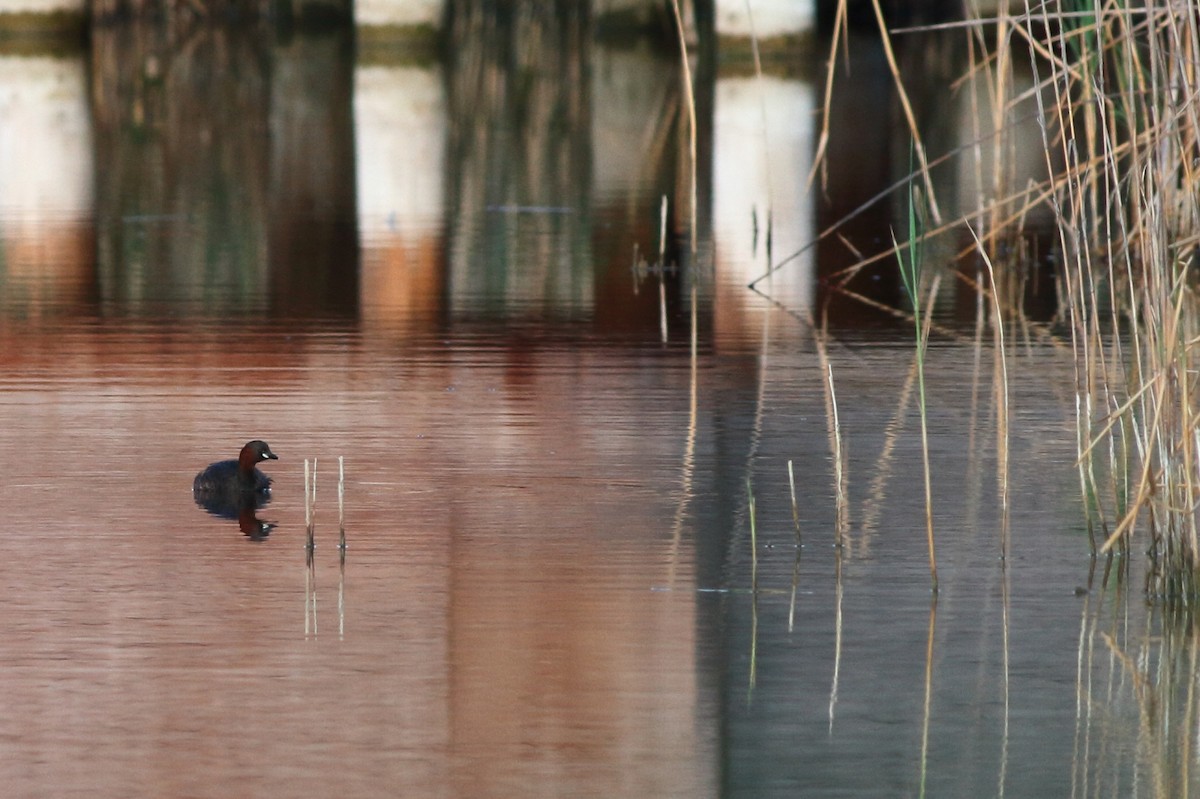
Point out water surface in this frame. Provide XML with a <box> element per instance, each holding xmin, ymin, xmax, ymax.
<box><xmin>0</xmin><ymin>18</ymin><xmax>1179</xmax><ymax>798</ymax></box>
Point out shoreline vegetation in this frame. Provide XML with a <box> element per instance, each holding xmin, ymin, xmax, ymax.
<box><xmin>801</xmin><ymin>1</ymin><xmax>1199</xmax><ymax>600</ymax></box>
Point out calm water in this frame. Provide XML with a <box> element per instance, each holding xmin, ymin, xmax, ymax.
<box><xmin>0</xmin><ymin>18</ymin><xmax>1184</xmax><ymax>798</ymax></box>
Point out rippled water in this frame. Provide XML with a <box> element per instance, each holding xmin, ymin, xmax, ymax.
<box><xmin>0</xmin><ymin>17</ymin><xmax>1183</xmax><ymax>799</ymax></box>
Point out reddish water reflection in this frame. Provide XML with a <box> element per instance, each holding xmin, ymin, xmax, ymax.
<box><xmin>0</xmin><ymin>314</ymin><xmax>716</xmax><ymax>795</ymax></box>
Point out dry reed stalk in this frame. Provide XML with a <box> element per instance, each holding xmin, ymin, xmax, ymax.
<box><xmin>338</xmin><ymin>456</ymin><xmax>346</xmax><ymax>553</ymax></box>
<box><xmin>826</xmin><ymin>363</ymin><xmax>848</xmax><ymax>549</ymax></box>
<box><xmin>668</xmin><ymin>0</ymin><xmax>698</xmax><ymax>255</ymax></box>
<box><xmin>306</xmin><ymin>458</ymin><xmax>317</xmax><ymax>552</ymax></box>
<box><xmin>304</xmin><ymin>458</ymin><xmax>312</xmax><ymax>529</ymax></box>
<box><xmin>747</xmin><ymin>477</ymin><xmax>758</xmax><ymax>595</ymax></box>
<box><xmin>658</xmin><ymin>196</ymin><xmax>669</xmax><ymax>343</ymax></box>
<box><xmin>305</xmin><ymin>551</ymin><xmax>315</xmax><ymax>637</ymax></box>
<box><xmin>868</xmin><ymin>0</ymin><xmax>943</xmax><ymax>224</ymax></box>
<box><xmin>895</xmin><ymin>179</ymin><xmax>940</xmax><ymax>593</ymax></box>
<box><xmin>787</xmin><ymin>459</ymin><xmax>801</xmax><ymax>544</ymax></box>
<box><xmin>964</xmin><ymin>15</ymin><xmax>988</xmax><ymax>230</ymax></box>
<box><xmin>814</xmin><ymin>318</ymin><xmax>850</xmax><ymax>552</ymax></box>
<box><xmin>917</xmin><ymin>276</ymin><xmax>941</xmax><ymax>594</ymax></box>
<box><xmin>746</xmin><ymin>480</ymin><xmax>759</xmax><ymax>696</ymax></box>
<box><xmin>967</xmin><ymin>222</ymin><xmax>1011</xmax><ymax>558</ymax></box>
<box><xmin>989</xmin><ymin>8</ymin><xmax>1011</xmax><ymax>234</ymax></box>
<box><xmin>305</xmin><ymin>458</ymin><xmax>317</xmax><ymax>635</ymax></box>
<box><xmin>338</xmin><ymin>456</ymin><xmax>346</xmax><ymax>636</ymax></box>
<box><xmin>918</xmin><ymin>599</ymin><xmax>937</xmax><ymax>796</ymax></box>
<box><xmin>828</xmin><ymin>550</ymin><xmax>843</xmax><ymax>732</ymax></box>
<box><xmin>788</xmin><ymin>551</ymin><xmax>801</xmax><ymax>633</ymax></box>
<box><xmin>998</xmin><ymin>564</ymin><xmax>1010</xmax><ymax>794</ymax></box>
<box><xmin>749</xmin><ymin>587</ymin><xmax>759</xmax><ymax>696</ymax></box>
<box><xmin>1015</xmin><ymin>0</ymin><xmax>1100</xmax><ymax>469</ymax></box>
<box><xmin>805</xmin><ymin>0</ymin><xmax>848</xmax><ymax>194</ymax></box>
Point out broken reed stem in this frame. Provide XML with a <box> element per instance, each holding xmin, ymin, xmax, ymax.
<box><xmin>747</xmin><ymin>477</ymin><xmax>758</xmax><ymax>594</ymax></box>
<box><xmin>338</xmin><ymin>456</ymin><xmax>346</xmax><ymax>553</ymax></box>
<box><xmin>787</xmin><ymin>459</ymin><xmax>801</xmax><ymax>545</ymax></box>
<box><xmin>304</xmin><ymin>457</ymin><xmax>312</xmax><ymax>529</ymax></box>
<box><xmin>827</xmin><ymin>363</ymin><xmax>847</xmax><ymax>549</ymax></box>
<box><xmin>304</xmin><ymin>458</ymin><xmax>317</xmax><ymax>552</ymax></box>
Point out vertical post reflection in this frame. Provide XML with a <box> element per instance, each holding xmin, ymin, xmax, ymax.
<box><xmin>354</xmin><ymin>53</ymin><xmax>447</xmax><ymax>332</ymax></box>
<box><xmin>0</xmin><ymin>52</ymin><xmax>95</xmax><ymax>317</ymax></box>
<box><xmin>268</xmin><ymin>27</ymin><xmax>359</xmax><ymax>316</ymax></box>
<box><xmin>88</xmin><ymin>23</ymin><xmax>359</xmax><ymax>317</ymax></box>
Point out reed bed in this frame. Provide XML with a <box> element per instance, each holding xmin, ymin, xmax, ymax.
<box><xmin>816</xmin><ymin>1</ymin><xmax>1200</xmax><ymax>599</ymax></box>
<box><xmin>740</xmin><ymin>2</ymin><xmax>1200</xmax><ymax>606</ymax></box>
<box><xmin>1011</xmin><ymin>1</ymin><xmax>1200</xmax><ymax>599</ymax></box>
